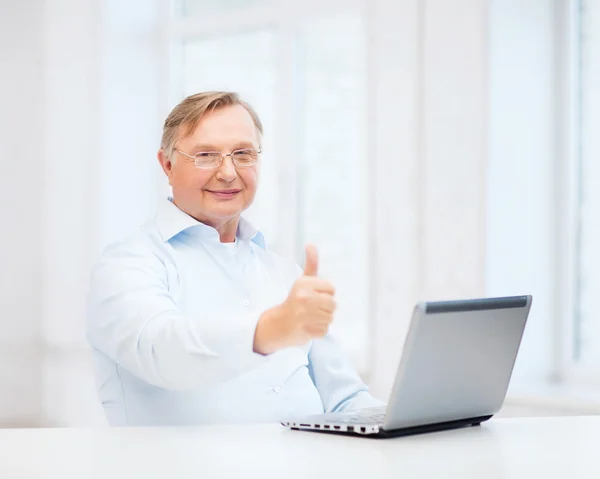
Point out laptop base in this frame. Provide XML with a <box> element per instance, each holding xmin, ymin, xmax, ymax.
<box><xmin>288</xmin><ymin>415</ymin><xmax>493</xmax><ymax>439</ymax></box>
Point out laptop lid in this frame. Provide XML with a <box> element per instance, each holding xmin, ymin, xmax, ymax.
<box><xmin>383</xmin><ymin>295</ymin><xmax>532</xmax><ymax>431</ymax></box>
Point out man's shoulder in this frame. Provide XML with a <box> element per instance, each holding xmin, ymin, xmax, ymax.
<box><xmin>97</xmin><ymin>220</ymin><xmax>166</xmax><ymax>265</ymax></box>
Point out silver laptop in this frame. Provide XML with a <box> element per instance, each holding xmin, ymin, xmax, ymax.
<box><xmin>282</xmin><ymin>295</ymin><xmax>532</xmax><ymax>438</ymax></box>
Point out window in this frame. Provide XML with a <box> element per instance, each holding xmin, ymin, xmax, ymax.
<box><xmin>574</xmin><ymin>0</ymin><xmax>600</xmax><ymax>367</ymax></box>
<box><xmin>168</xmin><ymin>0</ymin><xmax>370</xmax><ymax>371</ymax></box>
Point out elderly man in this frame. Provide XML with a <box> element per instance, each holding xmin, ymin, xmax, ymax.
<box><xmin>86</xmin><ymin>91</ymin><xmax>383</xmax><ymax>426</ymax></box>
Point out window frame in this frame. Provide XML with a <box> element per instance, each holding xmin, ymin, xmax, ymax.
<box><xmin>561</xmin><ymin>0</ymin><xmax>600</xmax><ymax>385</ymax></box>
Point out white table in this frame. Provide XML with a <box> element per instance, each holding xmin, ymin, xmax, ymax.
<box><xmin>0</xmin><ymin>416</ymin><xmax>598</xmax><ymax>478</ymax></box>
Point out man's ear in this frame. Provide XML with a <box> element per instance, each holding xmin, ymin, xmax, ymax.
<box><xmin>157</xmin><ymin>149</ymin><xmax>174</xmax><ymax>184</ymax></box>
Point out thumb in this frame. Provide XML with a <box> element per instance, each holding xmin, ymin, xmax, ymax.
<box><xmin>303</xmin><ymin>244</ymin><xmax>319</xmax><ymax>276</ymax></box>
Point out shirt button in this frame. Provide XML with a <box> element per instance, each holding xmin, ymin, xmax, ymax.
<box><xmin>272</xmin><ymin>386</ymin><xmax>281</xmax><ymax>394</ymax></box>
<box><xmin>243</xmin><ymin>299</ymin><xmax>250</xmax><ymax>307</ymax></box>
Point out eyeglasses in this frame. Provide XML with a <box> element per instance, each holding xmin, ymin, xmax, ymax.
<box><xmin>173</xmin><ymin>147</ymin><xmax>262</xmax><ymax>169</ymax></box>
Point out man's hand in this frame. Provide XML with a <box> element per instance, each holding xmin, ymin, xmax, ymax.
<box><xmin>253</xmin><ymin>245</ymin><xmax>337</xmax><ymax>355</ymax></box>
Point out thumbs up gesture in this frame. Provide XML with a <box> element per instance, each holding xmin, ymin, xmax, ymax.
<box><xmin>253</xmin><ymin>245</ymin><xmax>337</xmax><ymax>355</ymax></box>
<box><xmin>303</xmin><ymin>244</ymin><xmax>320</xmax><ymax>276</ymax></box>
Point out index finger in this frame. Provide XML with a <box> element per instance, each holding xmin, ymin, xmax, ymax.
<box><xmin>301</xmin><ymin>277</ymin><xmax>335</xmax><ymax>295</ymax></box>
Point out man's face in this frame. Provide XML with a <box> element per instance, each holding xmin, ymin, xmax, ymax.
<box><xmin>159</xmin><ymin>104</ymin><xmax>260</xmax><ymax>226</ymax></box>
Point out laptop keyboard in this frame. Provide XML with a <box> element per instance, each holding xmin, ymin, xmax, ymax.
<box><xmin>335</xmin><ymin>412</ymin><xmax>386</xmax><ymax>424</ymax></box>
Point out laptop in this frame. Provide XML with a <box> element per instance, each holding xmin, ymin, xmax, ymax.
<box><xmin>281</xmin><ymin>295</ymin><xmax>532</xmax><ymax>438</ymax></box>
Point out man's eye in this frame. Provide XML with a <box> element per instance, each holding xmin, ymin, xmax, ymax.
<box><xmin>195</xmin><ymin>152</ymin><xmax>219</xmax><ymax>159</ymax></box>
<box><xmin>233</xmin><ymin>149</ymin><xmax>256</xmax><ymax>158</ymax></box>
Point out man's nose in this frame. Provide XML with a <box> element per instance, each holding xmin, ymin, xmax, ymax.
<box><xmin>216</xmin><ymin>156</ymin><xmax>237</xmax><ymax>181</ymax></box>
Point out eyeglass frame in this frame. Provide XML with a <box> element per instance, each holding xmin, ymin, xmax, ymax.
<box><xmin>172</xmin><ymin>146</ymin><xmax>262</xmax><ymax>169</ymax></box>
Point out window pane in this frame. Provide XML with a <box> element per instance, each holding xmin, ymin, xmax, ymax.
<box><xmin>182</xmin><ymin>32</ymin><xmax>279</xmax><ymax>246</ymax></box>
<box><xmin>297</xmin><ymin>11</ymin><xmax>369</xmax><ymax>371</ymax></box>
<box><xmin>576</xmin><ymin>0</ymin><xmax>600</xmax><ymax>365</ymax></box>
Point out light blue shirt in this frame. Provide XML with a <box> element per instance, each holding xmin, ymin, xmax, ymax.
<box><xmin>86</xmin><ymin>198</ymin><xmax>382</xmax><ymax>426</ymax></box>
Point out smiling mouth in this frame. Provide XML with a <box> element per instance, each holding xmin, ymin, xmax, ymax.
<box><xmin>206</xmin><ymin>189</ymin><xmax>241</xmax><ymax>198</ymax></box>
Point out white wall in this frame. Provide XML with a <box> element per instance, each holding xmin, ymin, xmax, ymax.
<box><xmin>0</xmin><ymin>0</ymin><xmax>45</xmax><ymax>427</ymax></box>
<box><xmin>43</xmin><ymin>0</ymin><xmax>98</xmax><ymax>350</ymax></box>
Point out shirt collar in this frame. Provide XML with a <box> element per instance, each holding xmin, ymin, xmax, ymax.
<box><xmin>155</xmin><ymin>197</ymin><xmax>266</xmax><ymax>249</ymax></box>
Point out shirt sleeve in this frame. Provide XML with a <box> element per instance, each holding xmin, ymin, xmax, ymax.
<box><xmin>308</xmin><ymin>334</ymin><xmax>386</xmax><ymax>412</ymax></box>
<box><xmin>86</xmin><ymin>241</ymin><xmax>268</xmax><ymax>391</ymax></box>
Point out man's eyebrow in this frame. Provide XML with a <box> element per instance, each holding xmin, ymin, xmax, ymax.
<box><xmin>188</xmin><ymin>143</ymin><xmax>219</xmax><ymax>151</ymax></box>
<box><xmin>232</xmin><ymin>141</ymin><xmax>259</xmax><ymax>150</ymax></box>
